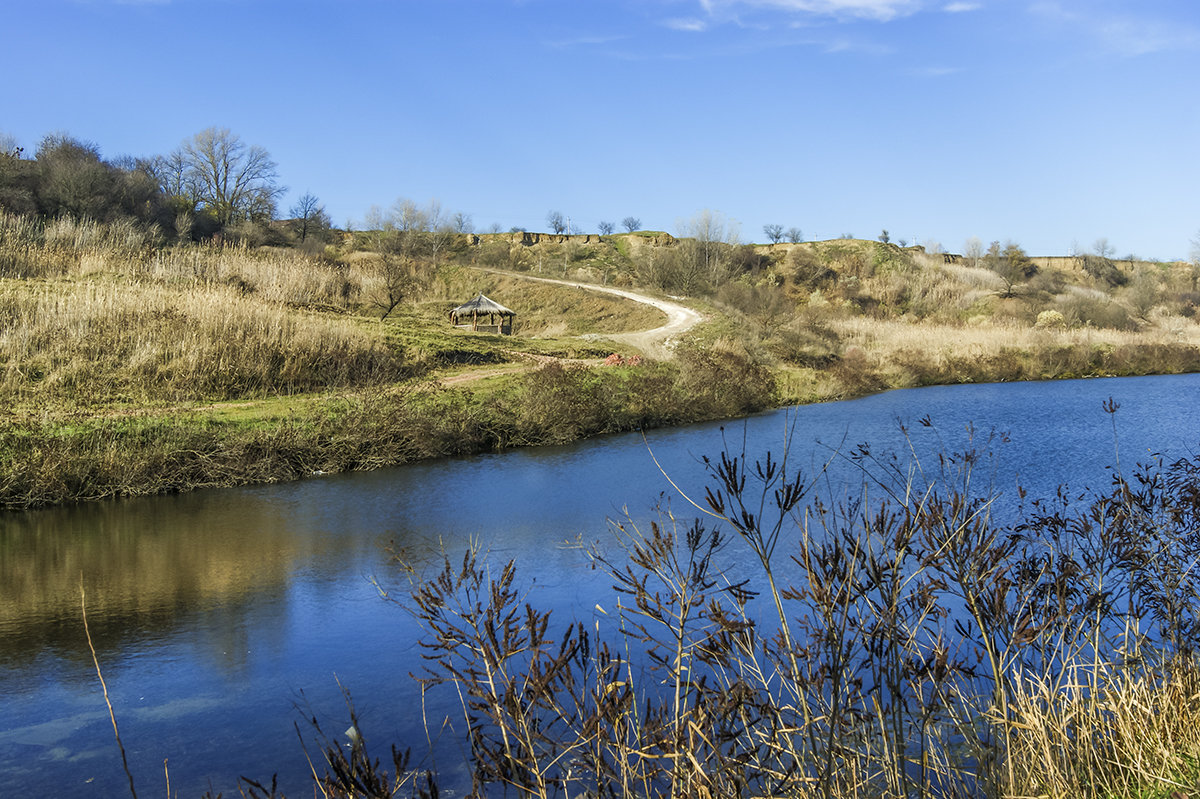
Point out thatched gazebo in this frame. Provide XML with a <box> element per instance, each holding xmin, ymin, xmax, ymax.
<box><xmin>449</xmin><ymin>293</ymin><xmax>515</xmax><ymax>335</ymax></box>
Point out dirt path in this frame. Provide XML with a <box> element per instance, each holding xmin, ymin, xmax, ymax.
<box><xmin>487</xmin><ymin>271</ymin><xmax>704</xmax><ymax>359</ymax></box>
<box><xmin>64</xmin><ymin>277</ymin><xmax>704</xmax><ymax>413</ymax></box>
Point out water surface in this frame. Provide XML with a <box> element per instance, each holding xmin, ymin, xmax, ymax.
<box><xmin>2</xmin><ymin>374</ymin><xmax>1199</xmax><ymax>796</ymax></box>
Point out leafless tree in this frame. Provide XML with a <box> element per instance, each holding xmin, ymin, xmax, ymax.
<box><xmin>675</xmin><ymin>209</ymin><xmax>740</xmax><ymax>288</ymax></box>
<box><xmin>785</xmin><ymin>226</ymin><xmax>803</xmax><ymax>243</ymax></box>
<box><xmin>0</xmin><ymin>131</ymin><xmax>20</xmax><ymax>157</ymax></box>
<box><xmin>148</xmin><ymin>149</ymin><xmax>192</xmax><ymax>200</ymax></box>
<box><xmin>985</xmin><ymin>240</ymin><xmax>1037</xmax><ymax>298</ymax></box>
<box><xmin>453</xmin><ymin>212</ymin><xmax>473</xmax><ymax>234</ymax></box>
<box><xmin>763</xmin><ymin>223</ymin><xmax>783</xmax><ymax>244</ymax></box>
<box><xmin>964</xmin><ymin>237</ymin><xmax>984</xmax><ymax>267</ymax></box>
<box><xmin>621</xmin><ymin>216</ymin><xmax>641</xmax><ymax>233</ymax></box>
<box><xmin>598</xmin><ymin>220</ymin><xmax>615</xmax><ymax>235</ymax></box>
<box><xmin>176</xmin><ymin>127</ymin><xmax>283</xmax><ymax>225</ymax></box>
<box><xmin>362</xmin><ymin>205</ymin><xmax>434</xmax><ymax>320</ymax></box>
<box><xmin>33</xmin><ymin>133</ymin><xmax>118</xmax><ymax>220</ymax></box>
<box><xmin>288</xmin><ymin>192</ymin><xmax>329</xmax><ymax>243</ymax></box>
<box><xmin>546</xmin><ymin>210</ymin><xmax>566</xmax><ymax>234</ymax></box>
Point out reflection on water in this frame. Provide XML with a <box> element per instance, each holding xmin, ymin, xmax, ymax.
<box><xmin>2</xmin><ymin>373</ymin><xmax>1200</xmax><ymax>796</ymax></box>
<box><xmin>1</xmin><ymin>495</ymin><xmax>293</xmax><ymax>673</ymax></box>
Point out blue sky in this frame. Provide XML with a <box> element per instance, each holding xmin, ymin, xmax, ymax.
<box><xmin>2</xmin><ymin>0</ymin><xmax>1197</xmax><ymax>259</ymax></box>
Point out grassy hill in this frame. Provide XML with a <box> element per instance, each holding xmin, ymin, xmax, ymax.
<box><xmin>1</xmin><ymin>213</ymin><xmax>1197</xmax><ymax>507</ymax></box>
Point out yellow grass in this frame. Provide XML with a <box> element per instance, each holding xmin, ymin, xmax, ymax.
<box><xmin>0</xmin><ymin>278</ymin><xmax>401</xmax><ymax>408</ymax></box>
<box><xmin>833</xmin><ymin>314</ymin><xmax>1200</xmax><ymax>371</ymax></box>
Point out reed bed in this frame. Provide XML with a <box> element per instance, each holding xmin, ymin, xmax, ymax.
<box><xmin>143</xmin><ymin>244</ymin><xmax>362</xmax><ymax>309</ymax></box>
<box><xmin>316</xmin><ymin>416</ymin><xmax>1200</xmax><ymax>799</ymax></box>
<box><xmin>0</xmin><ymin>279</ymin><xmax>403</xmax><ymax>406</ymax></box>
<box><xmin>829</xmin><ymin>315</ymin><xmax>1200</xmax><ymax>391</ymax></box>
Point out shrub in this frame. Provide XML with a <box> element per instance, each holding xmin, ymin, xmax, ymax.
<box><xmin>363</xmin><ymin>417</ymin><xmax>1200</xmax><ymax>799</ymax></box>
<box><xmin>1058</xmin><ymin>294</ymin><xmax>1138</xmax><ymax>330</ymax></box>
<box><xmin>1035</xmin><ymin>309</ymin><xmax>1067</xmax><ymax>329</ymax></box>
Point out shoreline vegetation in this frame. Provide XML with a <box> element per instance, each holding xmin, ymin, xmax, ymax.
<box><xmin>5</xmin><ymin>135</ymin><xmax>1200</xmax><ymax>798</ymax></box>
<box><xmin>335</xmin><ymin>420</ymin><xmax>1200</xmax><ymax>799</ymax></box>
<box><xmin>2</xmin><ymin>210</ymin><xmax>1200</xmax><ymax>509</ymax></box>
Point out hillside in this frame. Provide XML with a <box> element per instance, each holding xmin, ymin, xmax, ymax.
<box><xmin>1</xmin><ymin>212</ymin><xmax>1198</xmax><ymax>508</ymax></box>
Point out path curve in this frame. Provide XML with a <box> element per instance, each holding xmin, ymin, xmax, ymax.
<box><xmin>487</xmin><ymin>271</ymin><xmax>704</xmax><ymax>359</ymax></box>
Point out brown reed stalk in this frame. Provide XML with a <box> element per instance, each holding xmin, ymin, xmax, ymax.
<box><xmin>80</xmin><ymin>576</ymin><xmax>138</xmax><ymax>799</ymax></box>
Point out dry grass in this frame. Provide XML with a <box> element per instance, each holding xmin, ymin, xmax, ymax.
<box><xmin>0</xmin><ymin>278</ymin><xmax>404</xmax><ymax>408</ymax></box>
<box><xmin>1006</xmin><ymin>665</ymin><xmax>1200</xmax><ymax>799</ymax></box>
<box><xmin>812</xmin><ymin>314</ymin><xmax>1200</xmax><ymax>394</ymax></box>
<box><xmin>364</xmin><ymin>427</ymin><xmax>1200</xmax><ymax>799</ymax></box>
<box><xmin>0</xmin><ymin>214</ymin><xmax>405</xmax><ymax>409</ymax></box>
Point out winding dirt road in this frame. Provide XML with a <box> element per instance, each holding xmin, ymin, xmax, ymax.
<box><xmin>493</xmin><ymin>272</ymin><xmax>704</xmax><ymax>359</ymax></box>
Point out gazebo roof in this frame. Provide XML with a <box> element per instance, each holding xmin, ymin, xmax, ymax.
<box><xmin>451</xmin><ymin>293</ymin><xmax>515</xmax><ymax>317</ymax></box>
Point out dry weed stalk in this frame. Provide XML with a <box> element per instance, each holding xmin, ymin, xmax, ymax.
<box><xmin>371</xmin><ymin>403</ymin><xmax>1200</xmax><ymax>799</ymax></box>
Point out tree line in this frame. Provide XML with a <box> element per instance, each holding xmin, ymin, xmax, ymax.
<box><xmin>0</xmin><ymin>127</ymin><xmax>314</xmax><ymax>244</ymax></box>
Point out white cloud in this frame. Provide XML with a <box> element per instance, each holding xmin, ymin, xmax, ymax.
<box><xmin>1094</xmin><ymin>15</ymin><xmax>1200</xmax><ymax>56</ymax></box>
<box><xmin>1030</xmin><ymin>2</ymin><xmax>1200</xmax><ymax>56</ymax></box>
<box><xmin>700</xmin><ymin>0</ymin><xmax>926</xmax><ymax>23</ymax></box>
<box><xmin>908</xmin><ymin>64</ymin><xmax>964</xmax><ymax>76</ymax></box>
<box><xmin>942</xmin><ymin>2</ymin><xmax>981</xmax><ymax>12</ymax></box>
<box><xmin>546</xmin><ymin>34</ymin><xmax>630</xmax><ymax>49</ymax></box>
<box><xmin>663</xmin><ymin>17</ymin><xmax>710</xmax><ymax>31</ymax></box>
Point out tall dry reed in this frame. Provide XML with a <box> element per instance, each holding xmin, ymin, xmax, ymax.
<box><xmin>355</xmin><ymin>408</ymin><xmax>1200</xmax><ymax>799</ymax></box>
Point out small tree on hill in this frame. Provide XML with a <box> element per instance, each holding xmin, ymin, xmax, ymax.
<box><xmin>547</xmin><ymin>210</ymin><xmax>566</xmax><ymax>234</ymax></box>
<box><xmin>763</xmin><ymin>223</ymin><xmax>783</xmax><ymax>244</ymax></box>
<box><xmin>289</xmin><ymin>192</ymin><xmax>329</xmax><ymax>243</ymax></box>
<box><xmin>598</xmin><ymin>220</ymin><xmax>614</xmax><ymax>235</ymax></box>
<box><xmin>964</xmin><ymin>237</ymin><xmax>984</xmax><ymax>267</ymax></box>
<box><xmin>985</xmin><ymin>240</ymin><xmax>1037</xmax><ymax>298</ymax></box>
<box><xmin>785</xmin><ymin>227</ymin><xmax>803</xmax><ymax>243</ymax></box>
<box><xmin>622</xmin><ymin>216</ymin><xmax>641</xmax><ymax>233</ymax></box>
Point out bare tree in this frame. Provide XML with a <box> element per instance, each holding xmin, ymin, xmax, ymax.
<box><xmin>32</xmin><ymin>134</ymin><xmax>113</xmax><ymax>219</ymax></box>
<box><xmin>0</xmin><ymin>131</ymin><xmax>21</xmax><ymax>158</ymax></box>
<box><xmin>676</xmin><ymin>209</ymin><xmax>740</xmax><ymax>289</ymax></box>
<box><xmin>785</xmin><ymin>227</ymin><xmax>803</xmax><ymax>243</ymax></box>
<box><xmin>878</xmin><ymin>229</ymin><xmax>890</xmax><ymax>244</ymax></box>
<box><xmin>964</xmin><ymin>237</ymin><xmax>984</xmax><ymax>267</ymax></box>
<box><xmin>763</xmin><ymin>223</ymin><xmax>783</xmax><ymax>244</ymax></box>
<box><xmin>453</xmin><ymin>212</ymin><xmax>473</xmax><ymax>234</ymax></box>
<box><xmin>546</xmin><ymin>210</ymin><xmax>566</xmax><ymax>234</ymax></box>
<box><xmin>362</xmin><ymin>205</ymin><xmax>433</xmax><ymax>320</ymax></box>
<box><xmin>1094</xmin><ymin>238</ymin><xmax>1116</xmax><ymax>260</ymax></box>
<box><xmin>289</xmin><ymin>192</ymin><xmax>329</xmax><ymax>243</ymax></box>
<box><xmin>148</xmin><ymin>149</ymin><xmax>192</xmax><ymax>200</ymax></box>
<box><xmin>0</xmin><ymin>133</ymin><xmax>34</xmax><ymax>216</ymax></box>
<box><xmin>985</xmin><ymin>240</ymin><xmax>1037</xmax><ymax>298</ymax></box>
<box><xmin>598</xmin><ymin>220</ymin><xmax>615</xmax><ymax>235</ymax></box>
<box><xmin>177</xmin><ymin>127</ymin><xmax>283</xmax><ymax>225</ymax></box>
<box><xmin>621</xmin><ymin>216</ymin><xmax>641</xmax><ymax>233</ymax></box>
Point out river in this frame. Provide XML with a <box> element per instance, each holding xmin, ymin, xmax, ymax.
<box><xmin>2</xmin><ymin>374</ymin><xmax>1199</xmax><ymax>797</ymax></box>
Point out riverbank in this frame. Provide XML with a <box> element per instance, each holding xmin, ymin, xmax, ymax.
<box><xmin>8</xmin><ymin>331</ymin><xmax>1200</xmax><ymax>509</ymax></box>
<box><xmin>4</xmin><ymin>214</ymin><xmax>1200</xmax><ymax>509</ymax></box>
<box><xmin>0</xmin><ymin>347</ymin><xmax>777</xmax><ymax>508</ymax></box>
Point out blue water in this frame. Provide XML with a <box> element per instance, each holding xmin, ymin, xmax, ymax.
<box><xmin>1</xmin><ymin>373</ymin><xmax>1199</xmax><ymax>797</ymax></box>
